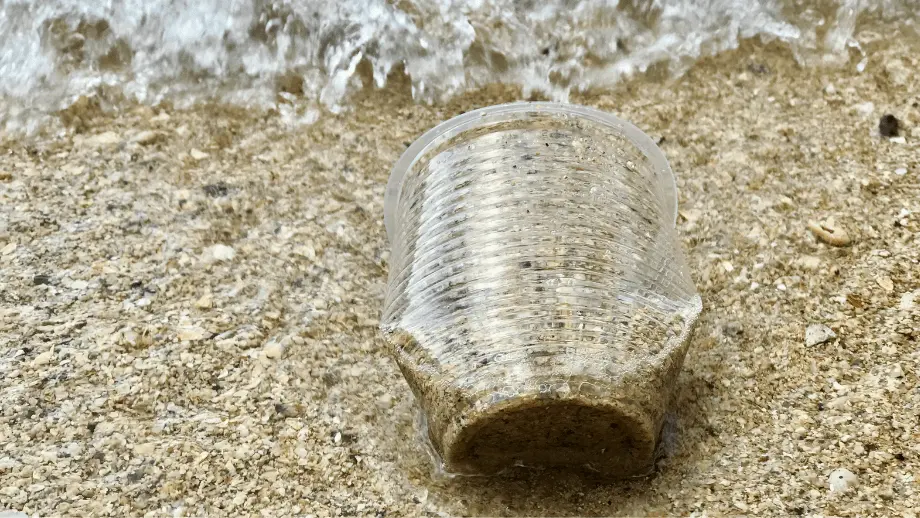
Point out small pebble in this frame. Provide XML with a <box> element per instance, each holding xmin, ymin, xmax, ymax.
<box><xmin>263</xmin><ymin>341</ymin><xmax>285</xmax><ymax>359</ymax></box>
<box><xmin>132</xmin><ymin>130</ymin><xmax>165</xmax><ymax>146</ymax></box>
<box><xmin>808</xmin><ymin>220</ymin><xmax>851</xmax><ymax>246</ymax></box>
<box><xmin>879</xmin><ymin>114</ymin><xmax>900</xmax><ymax>137</ymax></box>
<box><xmin>190</xmin><ymin>148</ymin><xmax>210</xmax><ymax>160</ymax></box>
<box><xmin>32</xmin><ymin>349</ymin><xmax>54</xmax><ymax>367</ymax></box>
<box><xmin>884</xmin><ymin>58</ymin><xmax>911</xmax><ymax>86</ymax></box>
<box><xmin>805</xmin><ymin>324</ymin><xmax>836</xmax><ymax>346</ymax></box>
<box><xmin>797</xmin><ymin>255</ymin><xmax>821</xmax><ymax>270</ymax></box>
<box><xmin>194</xmin><ymin>292</ymin><xmax>213</xmax><ymax>309</ymax></box>
<box><xmin>83</xmin><ymin>131</ymin><xmax>120</xmax><ymax>148</ymax></box>
<box><xmin>177</xmin><ymin>326</ymin><xmax>208</xmax><ymax>342</ymax></box>
<box><xmin>826</xmin><ymin>395</ymin><xmax>850</xmax><ymax>409</ymax></box>
<box><xmin>876</xmin><ymin>276</ymin><xmax>894</xmax><ymax>293</ymax></box>
<box><xmin>853</xmin><ymin>101</ymin><xmax>874</xmax><ymax>116</ymax></box>
<box><xmin>376</xmin><ymin>393</ymin><xmax>394</xmax><ymax>410</ymax></box>
<box><xmin>828</xmin><ymin>468</ymin><xmax>858</xmax><ymax>493</ymax></box>
<box><xmin>1</xmin><ymin>242</ymin><xmax>16</xmax><ymax>255</ymax></box>
<box><xmin>900</xmin><ymin>291</ymin><xmax>917</xmax><ymax>311</ymax></box>
<box><xmin>94</xmin><ymin>421</ymin><xmax>116</xmax><ymax>436</ymax></box>
<box><xmin>207</xmin><ymin>244</ymin><xmax>236</xmax><ymax>262</ymax></box>
<box><xmin>134</xmin><ymin>443</ymin><xmax>156</xmax><ymax>456</ymax></box>
<box><xmin>894</xmin><ymin>167</ymin><xmax>907</xmax><ymax>176</ymax></box>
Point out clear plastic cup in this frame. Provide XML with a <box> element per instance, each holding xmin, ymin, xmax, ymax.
<box><xmin>381</xmin><ymin>102</ymin><xmax>702</xmax><ymax>477</ymax></box>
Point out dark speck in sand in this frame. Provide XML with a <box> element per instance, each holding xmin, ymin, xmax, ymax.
<box><xmin>202</xmin><ymin>182</ymin><xmax>230</xmax><ymax>197</ymax></box>
<box><xmin>274</xmin><ymin>403</ymin><xmax>303</xmax><ymax>418</ymax></box>
<box><xmin>747</xmin><ymin>62</ymin><xmax>770</xmax><ymax>75</ymax></box>
<box><xmin>322</xmin><ymin>371</ymin><xmax>340</xmax><ymax>387</ymax></box>
<box><xmin>32</xmin><ymin>274</ymin><xmax>51</xmax><ymax>285</ymax></box>
<box><xmin>879</xmin><ymin>114</ymin><xmax>900</xmax><ymax>137</ymax></box>
<box><xmin>723</xmin><ymin>321</ymin><xmax>744</xmax><ymax>337</ymax></box>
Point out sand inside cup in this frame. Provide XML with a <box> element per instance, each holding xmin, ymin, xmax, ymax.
<box><xmin>382</xmin><ymin>104</ymin><xmax>701</xmax><ymax>476</ymax></box>
<box><xmin>389</xmin><ymin>307</ymin><xmax>694</xmax><ymax>476</ymax></box>
<box><xmin>447</xmin><ymin>397</ymin><xmax>654</xmax><ymax>476</ymax></box>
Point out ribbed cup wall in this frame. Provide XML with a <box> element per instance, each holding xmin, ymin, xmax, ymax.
<box><xmin>381</xmin><ymin>103</ymin><xmax>702</xmax><ymax>476</ymax></box>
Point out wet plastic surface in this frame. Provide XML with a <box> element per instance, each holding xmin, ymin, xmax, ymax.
<box><xmin>381</xmin><ymin>102</ymin><xmax>702</xmax><ymax>477</ymax></box>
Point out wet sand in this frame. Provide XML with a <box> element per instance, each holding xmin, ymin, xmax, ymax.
<box><xmin>1</xmin><ymin>39</ymin><xmax>918</xmax><ymax>516</ymax></box>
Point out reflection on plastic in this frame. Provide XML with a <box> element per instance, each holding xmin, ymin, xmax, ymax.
<box><xmin>381</xmin><ymin>102</ymin><xmax>702</xmax><ymax>477</ymax></box>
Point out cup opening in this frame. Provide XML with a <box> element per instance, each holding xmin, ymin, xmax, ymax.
<box><xmin>441</xmin><ymin>395</ymin><xmax>657</xmax><ymax>477</ymax></box>
<box><xmin>384</xmin><ymin>101</ymin><xmax>677</xmax><ymax>239</ymax></box>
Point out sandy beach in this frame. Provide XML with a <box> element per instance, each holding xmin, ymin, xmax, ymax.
<box><xmin>1</xmin><ymin>37</ymin><xmax>919</xmax><ymax>517</ymax></box>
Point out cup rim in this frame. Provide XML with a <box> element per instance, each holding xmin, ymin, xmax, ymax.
<box><xmin>385</xmin><ymin>101</ymin><xmax>678</xmax><ymax>238</ymax></box>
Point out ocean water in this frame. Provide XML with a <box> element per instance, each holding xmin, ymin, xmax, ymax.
<box><xmin>0</xmin><ymin>0</ymin><xmax>916</xmax><ymax>133</ymax></box>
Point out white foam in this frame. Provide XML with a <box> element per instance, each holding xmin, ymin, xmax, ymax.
<box><xmin>0</xmin><ymin>0</ymin><xmax>917</xmax><ymax>132</ymax></box>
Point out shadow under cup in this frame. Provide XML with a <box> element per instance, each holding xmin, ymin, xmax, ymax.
<box><xmin>381</xmin><ymin>102</ymin><xmax>702</xmax><ymax>477</ymax></box>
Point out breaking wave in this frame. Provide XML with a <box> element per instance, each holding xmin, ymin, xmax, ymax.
<box><xmin>0</xmin><ymin>0</ymin><xmax>916</xmax><ymax>132</ymax></box>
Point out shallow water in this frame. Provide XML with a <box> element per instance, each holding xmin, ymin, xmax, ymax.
<box><xmin>0</xmin><ymin>0</ymin><xmax>917</xmax><ymax>133</ymax></box>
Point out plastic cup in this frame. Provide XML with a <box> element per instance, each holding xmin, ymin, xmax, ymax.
<box><xmin>381</xmin><ymin>102</ymin><xmax>702</xmax><ymax>477</ymax></box>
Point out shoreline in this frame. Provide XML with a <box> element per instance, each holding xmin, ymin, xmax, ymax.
<box><xmin>1</xmin><ymin>39</ymin><xmax>918</xmax><ymax>516</ymax></box>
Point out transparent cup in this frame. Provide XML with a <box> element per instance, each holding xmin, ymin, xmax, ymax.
<box><xmin>381</xmin><ymin>102</ymin><xmax>702</xmax><ymax>477</ymax></box>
